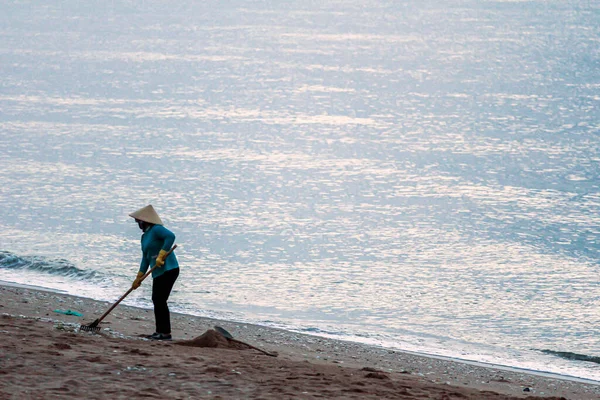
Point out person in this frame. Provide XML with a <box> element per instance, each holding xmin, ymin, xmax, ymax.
<box><xmin>129</xmin><ymin>204</ymin><xmax>179</xmax><ymax>341</ymax></box>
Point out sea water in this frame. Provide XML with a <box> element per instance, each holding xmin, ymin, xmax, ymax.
<box><xmin>1</xmin><ymin>0</ymin><xmax>599</xmax><ymax>382</ymax></box>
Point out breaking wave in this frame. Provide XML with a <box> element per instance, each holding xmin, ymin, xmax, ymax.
<box><xmin>538</xmin><ymin>349</ymin><xmax>600</xmax><ymax>365</ymax></box>
<box><xmin>0</xmin><ymin>251</ymin><xmax>98</xmax><ymax>280</ymax></box>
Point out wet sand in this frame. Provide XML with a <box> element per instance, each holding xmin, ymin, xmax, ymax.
<box><xmin>1</xmin><ymin>282</ymin><xmax>598</xmax><ymax>399</ymax></box>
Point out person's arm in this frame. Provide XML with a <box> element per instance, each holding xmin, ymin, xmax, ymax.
<box><xmin>139</xmin><ymin>255</ymin><xmax>150</xmax><ymax>274</ymax></box>
<box><xmin>153</xmin><ymin>225</ymin><xmax>176</xmax><ymax>266</ymax></box>
<box><xmin>153</xmin><ymin>225</ymin><xmax>176</xmax><ymax>250</ymax></box>
<box><xmin>133</xmin><ymin>256</ymin><xmax>150</xmax><ymax>289</ymax></box>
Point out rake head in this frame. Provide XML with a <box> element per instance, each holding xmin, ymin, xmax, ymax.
<box><xmin>80</xmin><ymin>319</ymin><xmax>101</xmax><ymax>333</ymax></box>
<box><xmin>214</xmin><ymin>325</ymin><xmax>233</xmax><ymax>339</ymax></box>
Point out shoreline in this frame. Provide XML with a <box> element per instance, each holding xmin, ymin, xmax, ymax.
<box><xmin>1</xmin><ymin>281</ymin><xmax>599</xmax><ymax>398</ymax></box>
<box><xmin>2</xmin><ymin>279</ymin><xmax>597</xmax><ymax>387</ymax></box>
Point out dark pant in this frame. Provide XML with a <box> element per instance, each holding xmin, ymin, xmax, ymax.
<box><xmin>152</xmin><ymin>268</ymin><xmax>179</xmax><ymax>334</ymax></box>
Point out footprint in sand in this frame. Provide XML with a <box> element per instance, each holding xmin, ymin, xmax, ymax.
<box><xmin>203</xmin><ymin>366</ymin><xmax>229</xmax><ymax>374</ymax></box>
<box><xmin>128</xmin><ymin>348</ymin><xmax>151</xmax><ymax>356</ymax></box>
<box><xmin>52</xmin><ymin>343</ymin><xmax>72</xmax><ymax>350</ymax></box>
<box><xmin>82</xmin><ymin>356</ymin><xmax>105</xmax><ymax>363</ymax></box>
<box><xmin>62</xmin><ymin>379</ymin><xmax>80</xmax><ymax>388</ymax></box>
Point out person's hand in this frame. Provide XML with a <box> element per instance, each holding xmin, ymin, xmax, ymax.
<box><xmin>155</xmin><ymin>249</ymin><xmax>168</xmax><ymax>268</ymax></box>
<box><xmin>132</xmin><ymin>271</ymin><xmax>144</xmax><ymax>290</ymax></box>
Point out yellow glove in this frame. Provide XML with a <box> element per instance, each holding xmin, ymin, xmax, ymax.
<box><xmin>155</xmin><ymin>249</ymin><xmax>168</xmax><ymax>268</ymax></box>
<box><xmin>132</xmin><ymin>271</ymin><xmax>144</xmax><ymax>290</ymax></box>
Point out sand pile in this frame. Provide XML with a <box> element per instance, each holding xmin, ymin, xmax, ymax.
<box><xmin>175</xmin><ymin>329</ymin><xmax>251</xmax><ymax>350</ymax></box>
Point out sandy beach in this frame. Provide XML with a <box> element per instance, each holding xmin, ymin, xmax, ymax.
<box><xmin>0</xmin><ymin>282</ymin><xmax>598</xmax><ymax>399</ymax></box>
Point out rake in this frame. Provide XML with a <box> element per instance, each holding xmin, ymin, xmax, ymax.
<box><xmin>80</xmin><ymin>245</ymin><xmax>177</xmax><ymax>333</ymax></box>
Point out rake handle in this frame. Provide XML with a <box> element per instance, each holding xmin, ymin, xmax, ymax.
<box><xmin>227</xmin><ymin>337</ymin><xmax>278</xmax><ymax>357</ymax></box>
<box><xmin>95</xmin><ymin>244</ymin><xmax>177</xmax><ymax>324</ymax></box>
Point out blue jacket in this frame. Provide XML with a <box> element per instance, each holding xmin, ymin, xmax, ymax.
<box><xmin>138</xmin><ymin>224</ymin><xmax>179</xmax><ymax>279</ymax></box>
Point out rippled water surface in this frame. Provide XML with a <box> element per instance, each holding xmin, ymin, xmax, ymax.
<box><xmin>1</xmin><ymin>0</ymin><xmax>599</xmax><ymax>380</ymax></box>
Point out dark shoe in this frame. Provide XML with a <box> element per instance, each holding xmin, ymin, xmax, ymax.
<box><xmin>149</xmin><ymin>333</ymin><xmax>172</xmax><ymax>341</ymax></box>
<box><xmin>145</xmin><ymin>332</ymin><xmax>159</xmax><ymax>339</ymax></box>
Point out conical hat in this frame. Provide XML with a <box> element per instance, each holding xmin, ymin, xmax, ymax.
<box><xmin>129</xmin><ymin>205</ymin><xmax>163</xmax><ymax>225</ymax></box>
